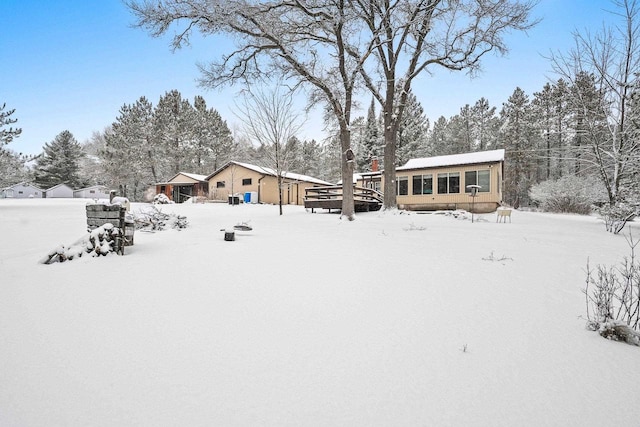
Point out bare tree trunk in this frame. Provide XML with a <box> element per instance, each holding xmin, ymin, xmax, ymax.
<box><xmin>278</xmin><ymin>175</ymin><xmax>283</xmax><ymax>216</ymax></box>
<box><xmin>383</xmin><ymin>80</ymin><xmax>398</xmax><ymax>210</ymax></box>
<box><xmin>383</xmin><ymin>121</ymin><xmax>397</xmax><ymax>210</ymax></box>
<box><xmin>340</xmin><ymin>124</ymin><xmax>355</xmax><ymax>220</ymax></box>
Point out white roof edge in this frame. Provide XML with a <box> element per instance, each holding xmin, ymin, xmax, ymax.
<box><xmin>397</xmin><ymin>149</ymin><xmax>505</xmax><ymax>171</ymax></box>
<box><xmin>73</xmin><ymin>185</ymin><xmax>109</xmax><ymax>192</ymax></box>
<box><xmin>45</xmin><ymin>183</ymin><xmax>74</xmax><ymax>191</ymax></box>
<box><xmin>212</xmin><ymin>161</ymin><xmax>332</xmax><ymax>186</ymax></box>
<box><xmin>177</xmin><ymin>172</ymin><xmax>208</xmax><ymax>182</ymax></box>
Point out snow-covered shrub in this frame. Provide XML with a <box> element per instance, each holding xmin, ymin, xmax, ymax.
<box><xmin>529</xmin><ymin>175</ymin><xmax>605</xmax><ymax>214</ymax></box>
<box><xmin>584</xmin><ymin>234</ymin><xmax>640</xmax><ymax>343</ymax></box>
<box><xmin>599</xmin><ymin>201</ymin><xmax>637</xmax><ymax>234</ymax></box>
<box><xmin>587</xmin><ymin>321</ymin><xmax>640</xmax><ymax>346</ymax></box>
<box><xmin>403</xmin><ymin>222</ymin><xmax>426</xmax><ymax>231</ymax></box>
<box><xmin>153</xmin><ymin>193</ymin><xmax>173</xmax><ymax>204</ymax></box>
<box><xmin>133</xmin><ymin>206</ymin><xmax>188</xmax><ymax>231</ymax></box>
<box><xmin>434</xmin><ymin>209</ymin><xmax>471</xmax><ymax>220</ymax></box>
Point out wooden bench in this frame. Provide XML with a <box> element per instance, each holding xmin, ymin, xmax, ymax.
<box><xmin>496</xmin><ymin>208</ymin><xmax>512</xmax><ymax>223</ymax></box>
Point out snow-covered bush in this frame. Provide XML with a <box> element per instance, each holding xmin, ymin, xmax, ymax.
<box><xmin>584</xmin><ymin>234</ymin><xmax>640</xmax><ymax>344</ymax></box>
<box><xmin>600</xmin><ymin>201</ymin><xmax>637</xmax><ymax>234</ymax></box>
<box><xmin>153</xmin><ymin>193</ymin><xmax>173</xmax><ymax>204</ymax></box>
<box><xmin>529</xmin><ymin>175</ymin><xmax>605</xmax><ymax>214</ymax></box>
<box><xmin>133</xmin><ymin>206</ymin><xmax>188</xmax><ymax>231</ymax></box>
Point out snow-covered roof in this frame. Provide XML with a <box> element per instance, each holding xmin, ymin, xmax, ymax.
<box><xmin>74</xmin><ymin>185</ymin><xmax>109</xmax><ymax>192</ymax></box>
<box><xmin>45</xmin><ymin>183</ymin><xmax>74</xmax><ymax>191</ymax></box>
<box><xmin>210</xmin><ymin>161</ymin><xmax>333</xmax><ymax>186</ymax></box>
<box><xmin>156</xmin><ymin>172</ymin><xmax>209</xmax><ymax>185</ymax></box>
<box><xmin>176</xmin><ymin>172</ymin><xmax>208</xmax><ymax>182</ymax></box>
<box><xmin>397</xmin><ymin>149</ymin><xmax>505</xmax><ymax>171</ymax></box>
<box><xmin>2</xmin><ymin>182</ymin><xmax>44</xmax><ymax>191</ymax></box>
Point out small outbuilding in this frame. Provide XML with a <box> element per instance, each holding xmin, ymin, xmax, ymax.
<box><xmin>0</xmin><ymin>182</ymin><xmax>44</xmax><ymax>199</ymax></box>
<box><xmin>73</xmin><ymin>185</ymin><xmax>111</xmax><ymax>199</ymax></box>
<box><xmin>155</xmin><ymin>172</ymin><xmax>209</xmax><ymax>203</ymax></box>
<box><xmin>45</xmin><ymin>183</ymin><xmax>74</xmax><ymax>198</ymax></box>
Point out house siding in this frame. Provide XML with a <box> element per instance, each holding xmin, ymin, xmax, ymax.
<box><xmin>395</xmin><ymin>162</ymin><xmax>502</xmax><ymax>213</ymax></box>
<box><xmin>208</xmin><ymin>166</ymin><xmax>265</xmax><ymax>202</ymax></box>
<box><xmin>355</xmin><ymin>156</ymin><xmax>504</xmax><ymax>213</ymax></box>
<box><xmin>206</xmin><ymin>163</ymin><xmax>328</xmax><ymax>206</ymax></box>
<box><xmin>1</xmin><ymin>183</ymin><xmax>43</xmax><ymax>199</ymax></box>
<box><xmin>45</xmin><ymin>184</ymin><xmax>74</xmax><ymax>198</ymax></box>
<box><xmin>73</xmin><ymin>186</ymin><xmax>111</xmax><ymax>199</ymax></box>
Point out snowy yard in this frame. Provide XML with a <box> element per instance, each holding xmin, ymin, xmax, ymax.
<box><xmin>1</xmin><ymin>198</ymin><xmax>639</xmax><ymax>426</ymax></box>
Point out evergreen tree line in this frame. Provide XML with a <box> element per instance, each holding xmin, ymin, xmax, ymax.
<box><xmin>0</xmin><ymin>103</ymin><xmax>30</xmax><ymax>188</ymax></box>
<box><xmin>349</xmin><ymin>75</ymin><xmax>640</xmax><ymax>210</ymax></box>
<box><xmin>2</xmin><ymin>75</ymin><xmax>639</xmax><ymax>208</ymax></box>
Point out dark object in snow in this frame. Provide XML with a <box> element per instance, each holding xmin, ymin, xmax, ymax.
<box><xmin>224</xmin><ymin>230</ymin><xmax>235</xmax><ymax>241</ymax></box>
<box><xmin>589</xmin><ymin>321</ymin><xmax>640</xmax><ymax>346</ymax></box>
<box><xmin>233</xmin><ymin>223</ymin><xmax>253</xmax><ymax>231</ymax></box>
<box><xmin>345</xmin><ymin>148</ymin><xmax>355</xmax><ymax>162</ymax></box>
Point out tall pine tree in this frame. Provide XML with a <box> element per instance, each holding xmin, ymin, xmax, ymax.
<box><xmin>34</xmin><ymin>131</ymin><xmax>85</xmax><ymax>189</ymax></box>
<box><xmin>0</xmin><ymin>103</ymin><xmax>22</xmax><ymax>148</ymax></box>
<box><xmin>396</xmin><ymin>90</ymin><xmax>429</xmax><ymax>166</ymax></box>
<box><xmin>498</xmin><ymin>88</ymin><xmax>536</xmax><ymax>208</ymax></box>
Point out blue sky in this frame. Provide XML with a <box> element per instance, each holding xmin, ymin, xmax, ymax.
<box><xmin>1</xmin><ymin>0</ymin><xmax>614</xmax><ymax>156</ymax></box>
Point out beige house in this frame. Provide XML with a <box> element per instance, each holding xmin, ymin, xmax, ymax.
<box><xmin>356</xmin><ymin>149</ymin><xmax>505</xmax><ymax>213</ymax></box>
<box><xmin>206</xmin><ymin>161</ymin><xmax>333</xmax><ymax>205</ymax></box>
<box><xmin>395</xmin><ymin>149</ymin><xmax>504</xmax><ymax>212</ymax></box>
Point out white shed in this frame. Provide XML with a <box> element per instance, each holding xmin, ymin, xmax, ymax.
<box><xmin>45</xmin><ymin>183</ymin><xmax>74</xmax><ymax>198</ymax></box>
<box><xmin>0</xmin><ymin>182</ymin><xmax>44</xmax><ymax>199</ymax></box>
<box><xmin>73</xmin><ymin>185</ymin><xmax>111</xmax><ymax>199</ymax></box>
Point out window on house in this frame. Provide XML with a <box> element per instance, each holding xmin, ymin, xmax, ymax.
<box><xmin>89</xmin><ymin>190</ymin><xmax>96</xmax><ymax>194</ymax></box>
<box><xmin>412</xmin><ymin>174</ymin><xmax>433</xmax><ymax>195</ymax></box>
<box><xmin>216</xmin><ymin>181</ymin><xmax>225</xmax><ymax>188</ymax></box>
<box><xmin>396</xmin><ymin>176</ymin><xmax>408</xmax><ymax>195</ymax></box>
<box><xmin>18</xmin><ymin>191</ymin><xmax>23</xmax><ymax>194</ymax></box>
<box><xmin>465</xmin><ymin>170</ymin><xmax>491</xmax><ymax>193</ymax></box>
<box><xmin>242</xmin><ymin>178</ymin><xmax>252</xmax><ymax>186</ymax></box>
<box><xmin>437</xmin><ymin>172</ymin><xmax>460</xmax><ymax>194</ymax></box>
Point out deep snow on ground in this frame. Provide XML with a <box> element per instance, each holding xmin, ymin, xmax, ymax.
<box><xmin>1</xmin><ymin>198</ymin><xmax>639</xmax><ymax>427</ymax></box>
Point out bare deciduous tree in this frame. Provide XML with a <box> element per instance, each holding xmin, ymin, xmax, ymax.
<box><xmin>127</xmin><ymin>0</ymin><xmax>537</xmax><ymax>213</ymax></box>
<box><xmin>234</xmin><ymin>82</ymin><xmax>305</xmax><ymax>215</ymax></box>
<box><xmin>127</xmin><ymin>0</ymin><xmax>372</xmax><ymax>220</ymax></box>
<box><xmin>351</xmin><ymin>0</ymin><xmax>538</xmax><ymax>209</ymax></box>
<box><xmin>549</xmin><ymin>0</ymin><xmax>640</xmax><ymax>231</ymax></box>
